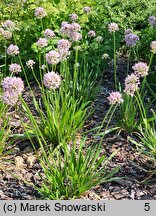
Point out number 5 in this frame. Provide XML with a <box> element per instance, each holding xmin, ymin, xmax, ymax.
<box><xmin>144</xmin><ymin>203</ymin><xmax>150</xmax><ymax>211</ymax></box>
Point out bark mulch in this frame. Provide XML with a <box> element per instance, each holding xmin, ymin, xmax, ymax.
<box><xmin>0</xmin><ymin>58</ymin><xmax>156</xmax><ymax>200</ymax></box>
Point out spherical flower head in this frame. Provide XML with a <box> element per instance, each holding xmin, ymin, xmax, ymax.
<box><xmin>124</xmin><ymin>29</ymin><xmax>133</xmax><ymax>35</ymax></box>
<box><xmin>107</xmin><ymin>91</ymin><xmax>123</xmax><ymax>105</ymax></box>
<box><xmin>71</xmin><ymin>22</ymin><xmax>81</xmax><ymax>32</ymax></box>
<box><xmin>44</xmin><ymin>29</ymin><xmax>55</xmax><ymax>39</ymax></box>
<box><xmin>59</xmin><ymin>49</ymin><xmax>70</xmax><ymax>61</ymax></box>
<box><xmin>57</xmin><ymin>39</ymin><xmax>71</xmax><ymax>51</ymax></box>
<box><xmin>150</xmin><ymin>41</ymin><xmax>156</xmax><ymax>54</ymax></box>
<box><xmin>95</xmin><ymin>36</ymin><xmax>103</xmax><ymax>43</ymax></box>
<box><xmin>102</xmin><ymin>53</ymin><xmax>109</xmax><ymax>60</ymax></box>
<box><xmin>132</xmin><ymin>62</ymin><xmax>148</xmax><ymax>78</ymax></box>
<box><xmin>1</xmin><ymin>77</ymin><xmax>24</xmax><ymax>95</ymax></box>
<box><xmin>35</xmin><ymin>7</ymin><xmax>47</xmax><ymax>19</ymax></box>
<box><xmin>7</xmin><ymin>44</ymin><xmax>19</xmax><ymax>56</ymax></box>
<box><xmin>83</xmin><ymin>6</ymin><xmax>91</xmax><ymax>13</ymax></box>
<box><xmin>88</xmin><ymin>30</ymin><xmax>96</xmax><ymax>38</ymax></box>
<box><xmin>2</xmin><ymin>20</ymin><xmax>15</xmax><ymax>30</ymax></box>
<box><xmin>41</xmin><ymin>64</ymin><xmax>46</xmax><ymax>70</ymax></box>
<box><xmin>26</xmin><ymin>60</ymin><xmax>35</xmax><ymax>69</ymax></box>
<box><xmin>36</xmin><ymin>38</ymin><xmax>47</xmax><ymax>48</ymax></box>
<box><xmin>75</xmin><ymin>63</ymin><xmax>80</xmax><ymax>68</ymax></box>
<box><xmin>70</xmin><ymin>13</ymin><xmax>78</xmax><ymax>21</ymax></box>
<box><xmin>124</xmin><ymin>73</ymin><xmax>140</xmax><ymax>97</ymax></box>
<box><xmin>43</xmin><ymin>71</ymin><xmax>61</xmax><ymax>90</ymax></box>
<box><xmin>60</xmin><ymin>22</ymin><xmax>72</xmax><ymax>35</ymax></box>
<box><xmin>45</xmin><ymin>50</ymin><xmax>60</xmax><ymax>65</ymax></box>
<box><xmin>68</xmin><ymin>31</ymin><xmax>82</xmax><ymax>42</ymax></box>
<box><xmin>108</xmin><ymin>23</ymin><xmax>119</xmax><ymax>33</ymax></box>
<box><xmin>124</xmin><ymin>33</ymin><xmax>139</xmax><ymax>47</ymax></box>
<box><xmin>9</xmin><ymin>63</ymin><xmax>22</xmax><ymax>74</ymax></box>
<box><xmin>148</xmin><ymin>16</ymin><xmax>156</xmax><ymax>26</ymax></box>
<box><xmin>74</xmin><ymin>45</ymin><xmax>82</xmax><ymax>51</ymax></box>
<box><xmin>2</xmin><ymin>30</ymin><xmax>12</xmax><ymax>40</ymax></box>
<box><xmin>2</xmin><ymin>91</ymin><xmax>19</xmax><ymax>106</ymax></box>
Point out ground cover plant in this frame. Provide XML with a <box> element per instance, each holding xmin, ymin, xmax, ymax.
<box><xmin>0</xmin><ymin>0</ymin><xmax>156</xmax><ymax>200</ymax></box>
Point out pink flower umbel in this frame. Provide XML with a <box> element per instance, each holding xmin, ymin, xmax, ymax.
<box><xmin>2</xmin><ymin>20</ymin><xmax>15</xmax><ymax>30</ymax></box>
<box><xmin>45</xmin><ymin>50</ymin><xmax>60</xmax><ymax>65</ymax></box>
<box><xmin>148</xmin><ymin>16</ymin><xmax>156</xmax><ymax>26</ymax></box>
<box><xmin>43</xmin><ymin>71</ymin><xmax>61</xmax><ymax>90</ymax></box>
<box><xmin>70</xmin><ymin>13</ymin><xmax>78</xmax><ymax>21</ymax></box>
<box><xmin>1</xmin><ymin>76</ymin><xmax>24</xmax><ymax>105</ymax></box>
<box><xmin>68</xmin><ymin>31</ymin><xmax>82</xmax><ymax>42</ymax></box>
<box><xmin>44</xmin><ymin>29</ymin><xmax>55</xmax><ymax>39</ymax></box>
<box><xmin>132</xmin><ymin>62</ymin><xmax>149</xmax><ymax>78</ymax></box>
<box><xmin>2</xmin><ymin>91</ymin><xmax>19</xmax><ymax>106</ymax></box>
<box><xmin>108</xmin><ymin>23</ymin><xmax>119</xmax><ymax>33</ymax></box>
<box><xmin>9</xmin><ymin>63</ymin><xmax>22</xmax><ymax>74</ymax></box>
<box><xmin>7</xmin><ymin>44</ymin><xmax>19</xmax><ymax>56</ymax></box>
<box><xmin>150</xmin><ymin>41</ymin><xmax>156</xmax><ymax>54</ymax></box>
<box><xmin>26</xmin><ymin>60</ymin><xmax>35</xmax><ymax>69</ymax></box>
<box><xmin>124</xmin><ymin>73</ymin><xmax>140</xmax><ymax>96</ymax></box>
<box><xmin>2</xmin><ymin>30</ymin><xmax>12</xmax><ymax>40</ymax></box>
<box><xmin>60</xmin><ymin>22</ymin><xmax>72</xmax><ymax>36</ymax></box>
<box><xmin>124</xmin><ymin>33</ymin><xmax>139</xmax><ymax>47</ymax></box>
<box><xmin>95</xmin><ymin>36</ymin><xmax>103</xmax><ymax>43</ymax></box>
<box><xmin>124</xmin><ymin>29</ymin><xmax>133</xmax><ymax>35</ymax></box>
<box><xmin>1</xmin><ymin>77</ymin><xmax>24</xmax><ymax>95</ymax></box>
<box><xmin>57</xmin><ymin>39</ymin><xmax>71</xmax><ymax>61</ymax></box>
<box><xmin>59</xmin><ymin>49</ymin><xmax>70</xmax><ymax>61</ymax></box>
<box><xmin>36</xmin><ymin>38</ymin><xmax>47</xmax><ymax>48</ymax></box>
<box><xmin>83</xmin><ymin>6</ymin><xmax>91</xmax><ymax>13</ymax></box>
<box><xmin>71</xmin><ymin>23</ymin><xmax>81</xmax><ymax>32</ymax></box>
<box><xmin>57</xmin><ymin>39</ymin><xmax>71</xmax><ymax>51</ymax></box>
<box><xmin>35</xmin><ymin>7</ymin><xmax>47</xmax><ymax>19</ymax></box>
<box><xmin>107</xmin><ymin>92</ymin><xmax>123</xmax><ymax>105</ymax></box>
<box><xmin>88</xmin><ymin>30</ymin><xmax>96</xmax><ymax>38</ymax></box>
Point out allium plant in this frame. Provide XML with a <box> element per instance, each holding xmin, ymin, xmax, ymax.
<box><xmin>35</xmin><ymin>7</ymin><xmax>47</xmax><ymax>19</ymax></box>
<box><xmin>36</xmin><ymin>38</ymin><xmax>47</xmax><ymax>48</ymax></box>
<box><xmin>9</xmin><ymin>63</ymin><xmax>22</xmax><ymax>74</ymax></box>
<box><xmin>124</xmin><ymin>33</ymin><xmax>139</xmax><ymax>47</ymax></box>
<box><xmin>2</xmin><ymin>20</ymin><xmax>15</xmax><ymax>31</ymax></box>
<box><xmin>35</xmin><ymin>137</ymin><xmax>119</xmax><ymax>199</ymax></box>
<box><xmin>108</xmin><ymin>23</ymin><xmax>119</xmax><ymax>89</ymax></box>
<box><xmin>26</xmin><ymin>60</ymin><xmax>35</xmax><ymax>69</ymax></box>
<box><xmin>7</xmin><ymin>44</ymin><xmax>19</xmax><ymax>56</ymax></box>
<box><xmin>132</xmin><ymin>62</ymin><xmax>149</xmax><ymax>78</ymax></box>
<box><xmin>124</xmin><ymin>33</ymin><xmax>140</xmax><ymax>73</ymax></box>
<box><xmin>45</xmin><ymin>50</ymin><xmax>60</xmax><ymax>65</ymax></box>
<box><xmin>1</xmin><ymin>77</ymin><xmax>24</xmax><ymax>106</ymax></box>
<box><xmin>44</xmin><ymin>29</ymin><xmax>55</xmax><ymax>39</ymax></box>
<box><xmin>150</xmin><ymin>41</ymin><xmax>156</xmax><ymax>54</ymax></box>
<box><xmin>95</xmin><ymin>36</ymin><xmax>103</xmax><ymax>43</ymax></box>
<box><xmin>107</xmin><ymin>92</ymin><xmax>123</xmax><ymax>105</ymax></box>
<box><xmin>43</xmin><ymin>71</ymin><xmax>61</xmax><ymax>90</ymax></box>
<box><xmin>148</xmin><ymin>16</ymin><xmax>156</xmax><ymax>26</ymax></box>
<box><xmin>88</xmin><ymin>30</ymin><xmax>96</xmax><ymax>38</ymax></box>
<box><xmin>134</xmin><ymin>115</ymin><xmax>156</xmax><ymax>162</ymax></box>
<box><xmin>83</xmin><ymin>6</ymin><xmax>91</xmax><ymax>13</ymax></box>
<box><xmin>2</xmin><ymin>30</ymin><xmax>12</xmax><ymax>40</ymax></box>
<box><xmin>0</xmin><ymin>101</ymin><xmax>10</xmax><ymax>155</ymax></box>
<box><xmin>69</xmin><ymin>13</ymin><xmax>78</xmax><ymax>21</ymax></box>
<box><xmin>124</xmin><ymin>73</ymin><xmax>140</xmax><ymax>97</ymax></box>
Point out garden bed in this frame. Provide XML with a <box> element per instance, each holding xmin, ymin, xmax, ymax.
<box><xmin>1</xmin><ymin>59</ymin><xmax>156</xmax><ymax>200</ymax></box>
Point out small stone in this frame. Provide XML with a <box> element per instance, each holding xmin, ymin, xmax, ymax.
<box><xmin>14</xmin><ymin>156</ymin><xmax>26</xmax><ymax>169</ymax></box>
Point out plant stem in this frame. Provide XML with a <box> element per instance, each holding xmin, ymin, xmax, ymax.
<box><xmin>127</xmin><ymin>48</ymin><xmax>131</xmax><ymax>75</ymax></box>
<box><xmin>113</xmin><ymin>32</ymin><xmax>117</xmax><ymax>89</ymax></box>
